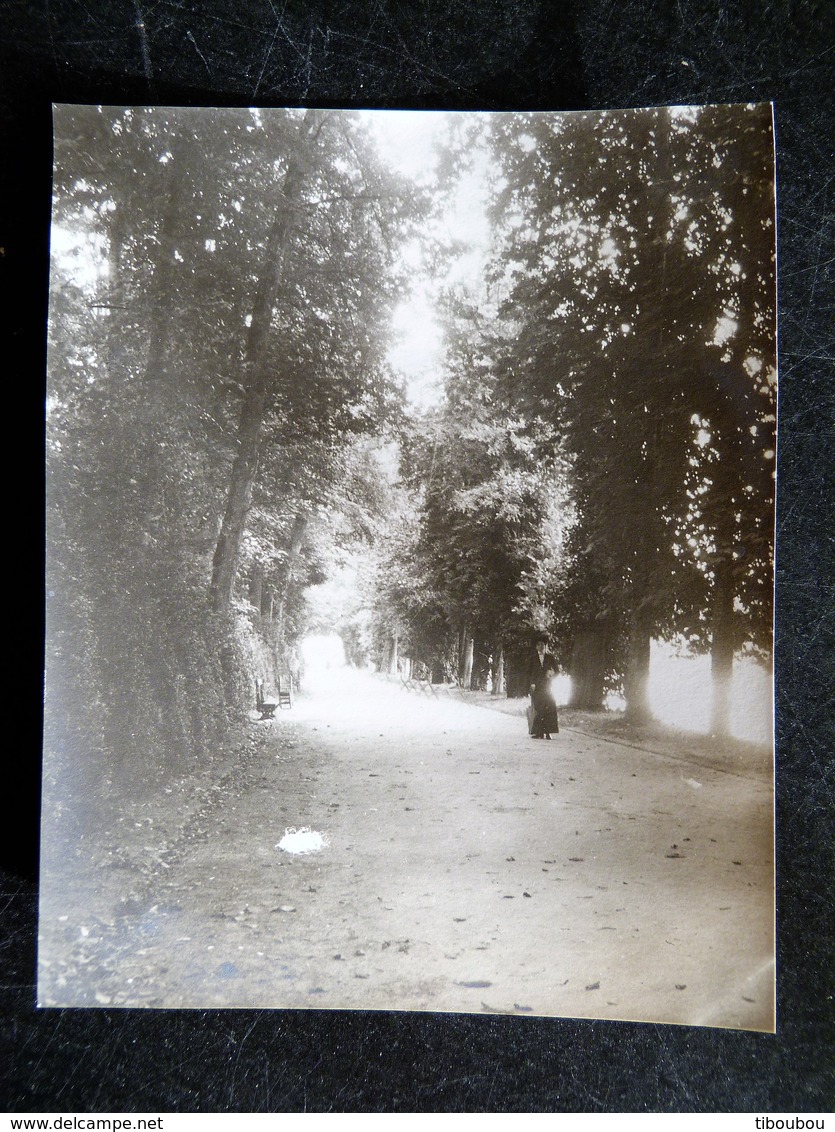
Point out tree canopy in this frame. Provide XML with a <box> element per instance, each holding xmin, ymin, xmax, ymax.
<box><xmin>46</xmin><ymin>104</ymin><xmax>776</xmax><ymax>825</ymax></box>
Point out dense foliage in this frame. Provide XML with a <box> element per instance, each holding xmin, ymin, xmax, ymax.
<box><xmin>46</xmin><ymin>107</ymin><xmax>422</xmax><ymax>826</ymax></box>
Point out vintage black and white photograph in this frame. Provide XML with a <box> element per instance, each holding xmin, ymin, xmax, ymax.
<box><xmin>42</xmin><ymin>103</ymin><xmax>776</xmax><ymax>1030</ymax></box>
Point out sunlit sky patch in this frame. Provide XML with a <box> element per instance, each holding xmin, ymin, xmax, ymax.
<box><xmin>363</xmin><ymin>110</ymin><xmax>492</xmax><ymax>407</ymax></box>
<box><xmin>50</xmin><ymin>222</ymin><xmax>109</xmax><ymax>289</ymax></box>
<box><xmin>387</xmin><ymin>287</ymin><xmax>444</xmax><ymax>409</ymax></box>
<box><xmin>362</xmin><ymin>108</ymin><xmax>450</xmax><ymax>181</ymax></box>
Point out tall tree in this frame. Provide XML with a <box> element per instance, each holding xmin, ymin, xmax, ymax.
<box><xmin>209</xmin><ymin>109</ymin><xmax>325</xmax><ymax>609</ymax></box>
<box><xmin>667</xmin><ymin>105</ymin><xmax>777</xmax><ymax>733</ymax></box>
<box><xmin>209</xmin><ymin>109</ymin><xmax>420</xmax><ymax>612</ymax></box>
<box><xmin>486</xmin><ymin>105</ymin><xmax>776</xmax><ymax>723</ymax></box>
<box><xmin>375</xmin><ymin>297</ymin><xmax>570</xmax><ymax>690</ymax></box>
<box><xmin>46</xmin><ymin>105</ymin><xmax>422</xmax><ymax>802</ymax></box>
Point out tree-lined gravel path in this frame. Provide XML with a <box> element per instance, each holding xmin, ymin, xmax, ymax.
<box><xmin>40</xmin><ymin>667</ymin><xmax>774</xmax><ymax>1029</ymax></box>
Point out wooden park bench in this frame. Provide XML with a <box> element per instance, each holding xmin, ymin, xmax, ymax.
<box><xmin>255</xmin><ymin>677</ymin><xmax>292</xmax><ymax>719</ymax></box>
<box><xmin>399</xmin><ymin>673</ymin><xmax>441</xmax><ymax>698</ymax></box>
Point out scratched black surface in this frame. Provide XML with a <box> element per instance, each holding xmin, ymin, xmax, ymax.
<box><xmin>2</xmin><ymin>0</ymin><xmax>832</xmax><ymax>1113</ymax></box>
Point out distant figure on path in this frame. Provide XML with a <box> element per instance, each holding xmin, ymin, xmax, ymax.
<box><xmin>527</xmin><ymin>633</ymin><xmax>559</xmax><ymax>739</ymax></box>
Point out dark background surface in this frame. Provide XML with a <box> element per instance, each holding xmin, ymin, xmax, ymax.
<box><xmin>2</xmin><ymin>0</ymin><xmax>832</xmax><ymax>1112</ymax></box>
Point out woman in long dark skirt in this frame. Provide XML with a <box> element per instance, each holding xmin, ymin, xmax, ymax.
<box><xmin>527</xmin><ymin>633</ymin><xmax>560</xmax><ymax>739</ymax></box>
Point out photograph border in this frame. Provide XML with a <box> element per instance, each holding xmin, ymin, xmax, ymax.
<box><xmin>3</xmin><ymin>0</ymin><xmax>831</xmax><ymax>1112</ymax></box>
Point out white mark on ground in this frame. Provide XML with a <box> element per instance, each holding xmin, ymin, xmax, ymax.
<box><xmin>277</xmin><ymin>827</ymin><xmax>328</xmax><ymax>855</ymax></box>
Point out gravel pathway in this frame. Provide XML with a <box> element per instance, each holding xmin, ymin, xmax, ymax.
<box><xmin>38</xmin><ymin>667</ymin><xmax>774</xmax><ymax>1030</ymax></box>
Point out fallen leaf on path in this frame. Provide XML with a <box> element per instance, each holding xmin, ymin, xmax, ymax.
<box><xmin>675</xmin><ymin>984</ymin><xmax>687</xmax><ymax>990</ymax></box>
<box><xmin>585</xmin><ymin>982</ymin><xmax>600</xmax><ymax>991</ymax></box>
<box><xmin>514</xmin><ymin>1003</ymin><xmax>533</xmax><ymax>1012</ymax></box>
<box><xmin>523</xmin><ymin>892</ymin><xmax>531</xmax><ymax>898</ymax></box>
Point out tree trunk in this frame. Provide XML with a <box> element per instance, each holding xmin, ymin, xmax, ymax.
<box><xmin>710</xmin><ymin>563</ymin><xmax>735</xmax><ymax>737</ymax></box>
<box><xmin>503</xmin><ymin>648</ymin><xmax>527</xmax><ymax>698</ymax></box>
<box><xmin>274</xmin><ymin>513</ymin><xmax>309</xmax><ymax>632</ymax></box>
<box><xmin>624</xmin><ymin>603</ymin><xmax>653</xmax><ymax>724</ymax></box>
<box><xmin>710</xmin><ymin>506</ymin><xmax>736</xmax><ymax>736</ymax></box>
<box><xmin>248</xmin><ymin>561</ymin><xmax>263</xmax><ymax>614</ymax></box>
<box><xmin>210</xmin><ymin>371</ymin><xmax>272</xmax><ymax>609</ymax></box>
<box><xmin>471</xmin><ymin>644</ymin><xmax>489</xmax><ymax>690</ymax></box>
<box><xmin>492</xmin><ymin>645</ymin><xmax>505</xmax><ymax>696</ymax></box>
<box><xmin>568</xmin><ymin>623</ymin><xmax>609</xmax><ymax>710</ymax></box>
<box><xmin>460</xmin><ymin>631</ymin><xmax>474</xmax><ymax>689</ymax></box>
<box><xmin>387</xmin><ymin>627</ymin><xmax>399</xmax><ymax>675</ymax></box>
<box><xmin>210</xmin><ymin>110</ymin><xmax>323</xmax><ymax>612</ymax></box>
